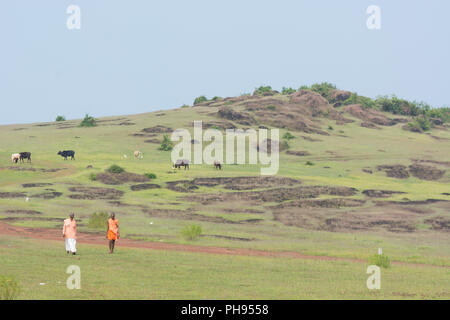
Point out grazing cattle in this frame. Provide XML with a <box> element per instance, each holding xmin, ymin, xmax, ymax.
<box><xmin>213</xmin><ymin>160</ymin><xmax>222</xmax><ymax>170</ymax></box>
<box><xmin>134</xmin><ymin>150</ymin><xmax>141</xmax><ymax>159</ymax></box>
<box><xmin>11</xmin><ymin>153</ymin><xmax>20</xmax><ymax>163</ymax></box>
<box><xmin>19</xmin><ymin>152</ymin><xmax>31</xmax><ymax>163</ymax></box>
<box><xmin>58</xmin><ymin>150</ymin><xmax>75</xmax><ymax>160</ymax></box>
<box><xmin>173</xmin><ymin>159</ymin><xmax>189</xmax><ymax>170</ymax></box>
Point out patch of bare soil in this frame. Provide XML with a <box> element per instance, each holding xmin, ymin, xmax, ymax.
<box><xmin>424</xmin><ymin>216</ymin><xmax>450</xmax><ymax>231</ymax></box>
<box><xmin>3</xmin><ymin>167</ymin><xmax>66</xmax><ymax>173</ymax></box>
<box><xmin>0</xmin><ymin>217</ymin><xmax>62</xmax><ymax>222</ymax></box>
<box><xmin>96</xmin><ymin>172</ymin><xmax>149</xmax><ymax>185</ymax></box>
<box><xmin>362</xmin><ymin>168</ymin><xmax>373</xmax><ymax>174</ymax></box>
<box><xmin>33</xmin><ymin>191</ymin><xmax>63</xmax><ymax>199</ymax></box>
<box><xmin>286</xmin><ymin>150</ymin><xmax>310</xmax><ymax>156</ymax></box>
<box><xmin>374</xmin><ymin>199</ymin><xmax>448</xmax><ymax>206</ymax></box>
<box><xmin>221</xmin><ymin>208</ymin><xmax>265</xmax><ymax>214</ymax></box>
<box><xmin>166</xmin><ymin>180</ymin><xmax>200</xmax><ymax>192</ymax></box>
<box><xmin>361</xmin><ymin>122</ymin><xmax>380</xmax><ymax>129</ymax></box>
<box><xmin>201</xmin><ymin>234</ymin><xmax>254</xmax><ymax>241</ymax></box>
<box><xmin>301</xmin><ymin>135</ymin><xmax>322</xmax><ymax>142</ymax></box>
<box><xmin>141</xmin><ymin>125</ymin><xmax>172</xmax><ymax>133</ymax></box>
<box><xmin>362</xmin><ymin>190</ymin><xmax>406</xmax><ymax>198</ymax></box>
<box><xmin>169</xmin><ymin>176</ymin><xmax>302</xmax><ymax>192</ymax></box>
<box><xmin>412</xmin><ymin>159</ymin><xmax>450</xmax><ymax>167</ymax></box>
<box><xmin>271</xmin><ymin>198</ymin><xmax>365</xmax><ymax>209</ymax></box>
<box><xmin>130</xmin><ymin>184</ymin><xmax>160</xmax><ymax>191</ymax></box>
<box><xmin>409</xmin><ymin>164</ymin><xmax>446</xmax><ymax>180</ymax></box>
<box><xmin>143</xmin><ymin>208</ymin><xmax>256</xmax><ymax>225</ymax></box>
<box><xmin>4</xmin><ymin>210</ymin><xmax>42</xmax><ymax>215</ymax></box>
<box><xmin>273</xmin><ymin>208</ymin><xmax>417</xmax><ymax>233</ymax></box>
<box><xmin>0</xmin><ymin>192</ymin><xmax>26</xmax><ymax>198</ymax></box>
<box><xmin>377</xmin><ymin>165</ymin><xmax>410</xmax><ymax>179</ymax></box>
<box><xmin>344</xmin><ymin>104</ymin><xmax>397</xmax><ymax>126</ymax></box>
<box><xmin>217</xmin><ymin>108</ymin><xmax>256</xmax><ymax>126</ymax></box>
<box><xmin>22</xmin><ymin>183</ymin><xmax>53</xmax><ymax>188</ymax></box>
<box><xmin>182</xmin><ymin>185</ymin><xmax>357</xmax><ymax>204</ymax></box>
<box><xmin>68</xmin><ymin>187</ymin><xmax>124</xmax><ymax>200</ymax></box>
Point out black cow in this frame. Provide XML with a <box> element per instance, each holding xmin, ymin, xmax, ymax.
<box><xmin>19</xmin><ymin>152</ymin><xmax>31</xmax><ymax>163</ymax></box>
<box><xmin>173</xmin><ymin>159</ymin><xmax>189</xmax><ymax>170</ymax></box>
<box><xmin>213</xmin><ymin>160</ymin><xmax>222</xmax><ymax>170</ymax></box>
<box><xmin>58</xmin><ymin>150</ymin><xmax>75</xmax><ymax>160</ymax></box>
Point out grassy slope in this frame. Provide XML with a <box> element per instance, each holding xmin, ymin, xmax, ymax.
<box><xmin>1</xmin><ymin>236</ymin><xmax>449</xmax><ymax>300</ymax></box>
<box><xmin>0</xmin><ymin>99</ymin><xmax>449</xmax><ymax>299</ymax></box>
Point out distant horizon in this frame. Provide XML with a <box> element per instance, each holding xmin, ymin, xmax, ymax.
<box><xmin>2</xmin><ymin>1</ymin><xmax>449</xmax><ymax>125</ymax></box>
<box><xmin>2</xmin><ymin>82</ymin><xmax>448</xmax><ymax>127</ymax></box>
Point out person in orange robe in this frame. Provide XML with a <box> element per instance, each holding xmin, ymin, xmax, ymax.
<box><xmin>106</xmin><ymin>213</ymin><xmax>120</xmax><ymax>253</ymax></box>
<box><xmin>63</xmin><ymin>213</ymin><xmax>77</xmax><ymax>255</ymax></box>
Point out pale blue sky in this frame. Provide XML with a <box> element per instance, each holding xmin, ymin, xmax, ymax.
<box><xmin>1</xmin><ymin>0</ymin><xmax>449</xmax><ymax>124</ymax></box>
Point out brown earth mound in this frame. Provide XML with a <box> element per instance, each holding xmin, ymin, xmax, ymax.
<box><xmin>362</xmin><ymin>190</ymin><xmax>406</xmax><ymax>198</ymax></box>
<box><xmin>143</xmin><ymin>208</ymin><xmax>259</xmax><ymax>225</ymax></box>
<box><xmin>377</xmin><ymin>165</ymin><xmax>410</xmax><ymax>179</ymax></box>
<box><xmin>181</xmin><ymin>185</ymin><xmax>357</xmax><ymax>204</ymax></box>
<box><xmin>424</xmin><ymin>216</ymin><xmax>450</xmax><ymax>231</ymax></box>
<box><xmin>409</xmin><ymin>164</ymin><xmax>446</xmax><ymax>180</ymax></box>
<box><xmin>4</xmin><ymin>210</ymin><xmax>42</xmax><ymax>215</ymax></box>
<box><xmin>0</xmin><ymin>192</ymin><xmax>26</xmax><ymax>198</ymax></box>
<box><xmin>33</xmin><ymin>191</ymin><xmax>63</xmax><ymax>199</ymax></box>
<box><xmin>68</xmin><ymin>187</ymin><xmax>124</xmax><ymax>200</ymax></box>
<box><xmin>96</xmin><ymin>172</ymin><xmax>150</xmax><ymax>185</ymax></box>
<box><xmin>3</xmin><ymin>167</ymin><xmax>66</xmax><ymax>173</ymax></box>
<box><xmin>217</xmin><ymin>108</ymin><xmax>256</xmax><ymax>125</ymax></box>
<box><xmin>286</xmin><ymin>150</ymin><xmax>310</xmax><ymax>156</ymax></box>
<box><xmin>344</xmin><ymin>104</ymin><xmax>396</xmax><ymax>126</ymax></box>
<box><xmin>273</xmin><ymin>208</ymin><xmax>416</xmax><ymax>233</ymax></box>
<box><xmin>144</xmin><ymin>139</ymin><xmax>161</xmax><ymax>144</ymax></box>
<box><xmin>141</xmin><ymin>125</ymin><xmax>172</xmax><ymax>133</ymax></box>
<box><xmin>167</xmin><ymin>176</ymin><xmax>302</xmax><ymax>192</ymax></box>
<box><xmin>130</xmin><ymin>184</ymin><xmax>161</xmax><ymax>191</ymax></box>
<box><xmin>272</xmin><ymin>198</ymin><xmax>365</xmax><ymax>209</ymax></box>
<box><xmin>330</xmin><ymin>90</ymin><xmax>352</xmax><ymax>103</ymax></box>
<box><xmin>361</xmin><ymin>122</ymin><xmax>380</xmax><ymax>129</ymax></box>
<box><xmin>22</xmin><ymin>183</ymin><xmax>53</xmax><ymax>188</ymax></box>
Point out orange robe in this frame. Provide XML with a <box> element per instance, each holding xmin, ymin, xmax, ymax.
<box><xmin>107</xmin><ymin>218</ymin><xmax>119</xmax><ymax>240</ymax></box>
<box><xmin>63</xmin><ymin>218</ymin><xmax>77</xmax><ymax>239</ymax></box>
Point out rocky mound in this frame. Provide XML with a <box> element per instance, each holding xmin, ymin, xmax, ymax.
<box><xmin>344</xmin><ymin>104</ymin><xmax>396</xmax><ymax>126</ymax></box>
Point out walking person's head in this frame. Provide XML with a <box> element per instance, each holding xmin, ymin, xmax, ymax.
<box><xmin>110</xmin><ymin>212</ymin><xmax>115</xmax><ymax>220</ymax></box>
<box><xmin>69</xmin><ymin>213</ymin><xmax>75</xmax><ymax>220</ymax></box>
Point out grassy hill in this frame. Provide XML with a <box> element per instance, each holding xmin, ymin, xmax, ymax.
<box><xmin>1</xmin><ymin>85</ymin><xmax>449</xmax><ymax>299</ymax></box>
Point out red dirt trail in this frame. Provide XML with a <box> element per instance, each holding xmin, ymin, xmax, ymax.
<box><xmin>0</xmin><ymin>222</ymin><xmax>447</xmax><ymax>269</ymax></box>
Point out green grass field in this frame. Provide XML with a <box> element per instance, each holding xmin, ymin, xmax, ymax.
<box><xmin>0</xmin><ymin>94</ymin><xmax>449</xmax><ymax>299</ymax></box>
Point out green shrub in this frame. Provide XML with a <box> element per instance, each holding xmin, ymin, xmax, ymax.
<box><xmin>310</xmin><ymin>82</ymin><xmax>337</xmax><ymax>101</ymax></box>
<box><xmin>305</xmin><ymin>161</ymin><xmax>314</xmax><ymax>166</ymax></box>
<box><xmin>181</xmin><ymin>224</ymin><xmax>202</xmax><ymax>241</ymax></box>
<box><xmin>281</xmin><ymin>87</ymin><xmax>296</xmax><ymax>95</ymax></box>
<box><xmin>266</xmin><ymin>105</ymin><xmax>276</xmax><ymax>111</ymax></box>
<box><xmin>79</xmin><ymin>114</ymin><xmax>97</xmax><ymax>127</ymax></box>
<box><xmin>55</xmin><ymin>115</ymin><xmax>66</xmax><ymax>122</ymax></box>
<box><xmin>253</xmin><ymin>85</ymin><xmax>275</xmax><ymax>96</ymax></box>
<box><xmin>193</xmin><ymin>96</ymin><xmax>208</xmax><ymax>105</ymax></box>
<box><xmin>0</xmin><ymin>275</ymin><xmax>20</xmax><ymax>300</ymax></box>
<box><xmin>298</xmin><ymin>85</ymin><xmax>309</xmax><ymax>90</ymax></box>
<box><xmin>180</xmin><ymin>104</ymin><xmax>190</xmax><ymax>108</ymax></box>
<box><xmin>211</xmin><ymin>96</ymin><xmax>222</xmax><ymax>101</ymax></box>
<box><xmin>89</xmin><ymin>173</ymin><xmax>97</xmax><ymax>181</ymax></box>
<box><xmin>144</xmin><ymin>173</ymin><xmax>157</xmax><ymax>179</ymax></box>
<box><xmin>282</xmin><ymin>132</ymin><xmax>295</xmax><ymax>140</ymax></box>
<box><xmin>368</xmin><ymin>254</ymin><xmax>390</xmax><ymax>268</ymax></box>
<box><xmin>328</xmin><ymin>125</ymin><xmax>334</xmax><ymax>130</ymax></box>
<box><xmin>407</xmin><ymin>116</ymin><xmax>432</xmax><ymax>132</ymax></box>
<box><xmin>159</xmin><ymin>134</ymin><xmax>174</xmax><ymax>151</ymax></box>
<box><xmin>88</xmin><ymin>212</ymin><xmax>109</xmax><ymax>230</ymax></box>
<box><xmin>106</xmin><ymin>164</ymin><xmax>125</xmax><ymax>174</ymax></box>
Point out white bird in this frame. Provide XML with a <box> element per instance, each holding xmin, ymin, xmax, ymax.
<box><xmin>25</xmin><ymin>197</ymin><xmax>29</xmax><ymax>202</ymax></box>
<box><xmin>123</xmin><ymin>154</ymin><xmax>127</xmax><ymax>158</ymax></box>
<box><xmin>149</xmin><ymin>221</ymin><xmax>153</xmax><ymax>225</ymax></box>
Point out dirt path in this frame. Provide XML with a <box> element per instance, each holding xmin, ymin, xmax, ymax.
<box><xmin>0</xmin><ymin>222</ymin><xmax>447</xmax><ymax>268</ymax></box>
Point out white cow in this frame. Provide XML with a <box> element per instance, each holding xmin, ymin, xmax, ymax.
<box><xmin>11</xmin><ymin>153</ymin><xmax>20</xmax><ymax>163</ymax></box>
<box><xmin>134</xmin><ymin>150</ymin><xmax>142</xmax><ymax>159</ymax></box>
